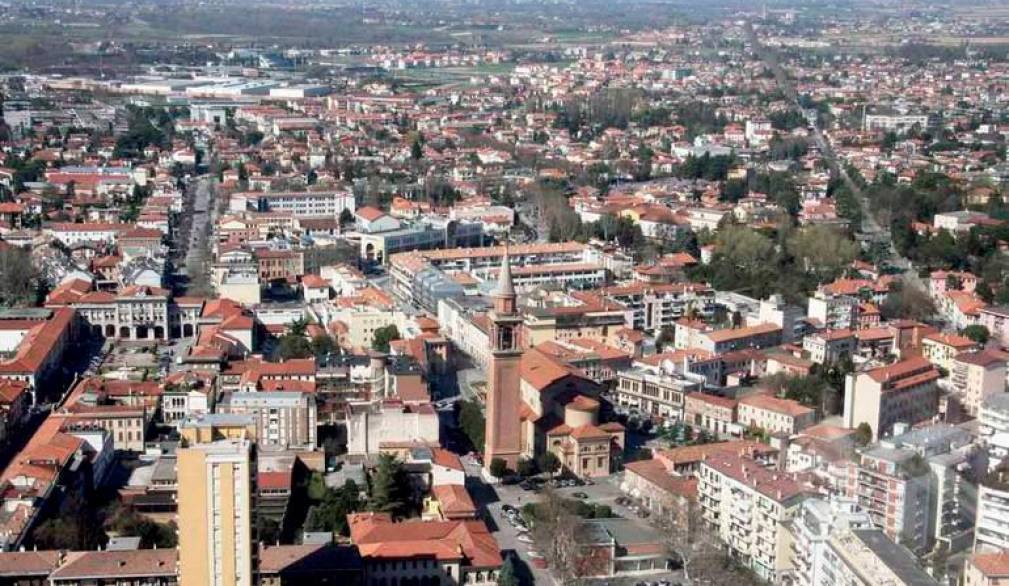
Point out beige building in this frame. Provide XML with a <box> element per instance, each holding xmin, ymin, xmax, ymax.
<box><xmin>697</xmin><ymin>452</ymin><xmax>811</xmax><ymax>582</ymax></box>
<box><xmin>843</xmin><ymin>357</ymin><xmax>940</xmax><ymax>440</ymax></box>
<box><xmin>684</xmin><ymin>392</ymin><xmax>738</xmax><ymax>436</ymax></box>
<box><xmin>922</xmin><ymin>332</ymin><xmax>977</xmax><ymax>371</ymax></box>
<box><xmin>951</xmin><ymin>350</ymin><xmax>1007</xmax><ymax>417</ymax></box>
<box><xmin>218</xmin><ymin>391</ymin><xmax>316</xmax><ymax>449</ymax></box>
<box><xmin>820</xmin><ymin>529</ymin><xmax>937</xmax><ymax>586</ymax></box>
<box><xmin>177</xmin><ymin>438</ymin><xmax>254</xmax><ymax>586</ymax></box>
<box><xmin>613</xmin><ymin>367</ymin><xmax>701</xmax><ymax>421</ymax></box>
<box><xmin>964</xmin><ymin>550</ymin><xmax>1009</xmax><ymax>586</ymax></box>
<box><xmin>738</xmin><ymin>393</ymin><xmax>816</xmax><ymax>435</ymax></box>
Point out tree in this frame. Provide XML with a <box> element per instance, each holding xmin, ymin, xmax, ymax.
<box><xmin>656</xmin><ymin>499</ymin><xmax>738</xmax><ymax>584</ymax></box>
<box><xmin>963</xmin><ymin>324</ymin><xmax>990</xmax><ymax>346</ymax></box>
<box><xmin>339</xmin><ymin>208</ymin><xmax>355</xmax><ymax>227</ymax></box>
<box><xmin>459</xmin><ymin>399</ymin><xmax>486</xmax><ymax>452</ymax></box>
<box><xmin>498</xmin><ymin>556</ymin><xmax>520</xmax><ymax>586</ymax></box>
<box><xmin>655</xmin><ymin>326</ymin><xmax>675</xmax><ymax>352</ymax></box>
<box><xmin>371</xmin><ymin>324</ymin><xmax>400</xmax><ymax>353</ymax></box>
<box><xmin>274</xmin><ymin>334</ymin><xmax>313</xmax><ymax>360</ymax></box>
<box><xmin>310</xmin><ymin>334</ymin><xmax>337</xmax><ymax>360</ymax></box>
<box><xmin>369</xmin><ymin>455</ymin><xmax>409</xmax><ymax>518</ymax></box>
<box><xmin>0</xmin><ymin>247</ymin><xmax>38</xmax><ymax>307</ymax></box>
<box><xmin>537</xmin><ymin>451</ymin><xmax>561</xmax><ymax>478</ymax></box>
<box><xmin>411</xmin><ymin>138</ymin><xmax>423</xmax><ymax>161</ymax></box>
<box><xmin>880</xmin><ymin>285</ymin><xmax>936</xmax><ymax>322</ymax></box>
<box><xmin>530</xmin><ymin>489</ymin><xmax>590</xmax><ymax>583</ymax></box>
<box><xmin>786</xmin><ymin>225</ymin><xmax>858</xmax><ymax>283</ymax></box>
<box><xmin>305</xmin><ymin>479</ymin><xmax>363</xmax><ymax>536</ymax></box>
<box><xmin>489</xmin><ymin>457</ymin><xmax>509</xmax><ymax>479</ymax></box>
<box><xmin>854</xmin><ymin>422</ymin><xmax>873</xmax><ymax>447</ymax></box>
<box><xmin>517</xmin><ymin>458</ymin><xmax>538</xmax><ymax>477</ymax></box>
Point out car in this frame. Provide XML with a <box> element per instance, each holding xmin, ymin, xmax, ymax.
<box><xmin>519</xmin><ymin>481</ymin><xmax>535</xmax><ymax>491</ymax></box>
<box><xmin>637</xmin><ymin>509</ymin><xmax>651</xmax><ymax>518</ymax></box>
<box><xmin>572</xmin><ymin>491</ymin><xmax>589</xmax><ymax>499</ymax></box>
<box><xmin>527</xmin><ymin>550</ymin><xmax>543</xmax><ymax>559</ymax></box>
<box><xmin>517</xmin><ymin>534</ymin><xmax>534</xmax><ymax>544</ymax></box>
<box><xmin>615</xmin><ymin>496</ymin><xmax>630</xmax><ymax>506</ymax></box>
<box><xmin>531</xmin><ymin>558</ymin><xmax>549</xmax><ymax>569</ymax></box>
<box><xmin>502</xmin><ymin>504</ymin><xmax>517</xmax><ymax>514</ymax></box>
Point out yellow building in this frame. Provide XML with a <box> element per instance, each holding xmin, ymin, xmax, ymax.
<box><xmin>177</xmin><ymin>438</ymin><xmax>254</xmax><ymax>586</ymax></box>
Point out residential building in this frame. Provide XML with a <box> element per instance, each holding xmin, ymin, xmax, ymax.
<box><xmin>49</xmin><ymin>550</ymin><xmax>178</xmax><ymax>586</ymax></box>
<box><xmin>980</xmin><ymin>393</ymin><xmax>1009</xmax><ymax>470</ymax></box>
<box><xmin>737</xmin><ymin>393</ymin><xmax>816</xmax><ymax>435</ymax></box>
<box><xmin>684</xmin><ymin>392</ymin><xmax>738</xmax><ymax>436</ymax></box>
<box><xmin>177</xmin><ymin>438</ymin><xmax>254</xmax><ymax>586</ymax></box>
<box><xmin>980</xmin><ymin>306</ymin><xmax>1009</xmax><ymax>348</ymax></box>
<box><xmin>975</xmin><ymin>464</ymin><xmax>1009</xmax><ymax>553</ymax></box>
<box><xmin>819</xmin><ymin>528</ymin><xmax>937</xmax><ymax>586</ymax></box>
<box><xmin>789</xmin><ymin>497</ymin><xmax>873</xmax><ymax>586</ymax></box>
<box><xmin>613</xmin><ymin>367</ymin><xmax>702</xmax><ymax>421</ymax></box>
<box><xmin>843</xmin><ymin>357</ymin><xmax>941</xmax><ymax>440</ymax></box>
<box><xmin>697</xmin><ymin>452</ymin><xmax>813</xmax><ymax>582</ymax></box>
<box><xmin>348</xmin><ymin>512</ymin><xmax>502</xmax><ymax>586</ymax></box>
<box><xmin>218</xmin><ymin>392</ymin><xmax>317</xmax><ymax>449</ymax></box>
<box><xmin>951</xmin><ymin>350</ymin><xmax>1007</xmax><ymax>418</ymax></box>
<box><xmin>922</xmin><ymin>332</ymin><xmax>977</xmax><ymax>371</ymax></box>
<box><xmin>964</xmin><ymin>550</ymin><xmax>1009</xmax><ymax>586</ymax></box>
<box><xmin>802</xmin><ymin>329</ymin><xmax>855</xmax><ymax>365</ymax></box>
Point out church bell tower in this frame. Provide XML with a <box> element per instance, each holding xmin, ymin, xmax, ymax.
<box><xmin>483</xmin><ymin>249</ymin><xmax>523</xmax><ymax>473</ymax></box>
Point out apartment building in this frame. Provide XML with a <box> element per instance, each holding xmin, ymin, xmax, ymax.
<box><xmin>789</xmin><ymin>497</ymin><xmax>873</xmax><ymax>586</ymax></box>
<box><xmin>964</xmin><ymin>550</ymin><xmax>1009</xmax><ymax>586</ymax></box>
<box><xmin>845</xmin><ymin>445</ymin><xmax>933</xmax><ymax>552</ymax></box>
<box><xmin>177</xmin><ymin>439</ymin><xmax>254</xmax><ymax>586</ymax></box>
<box><xmin>613</xmin><ymin>367</ymin><xmax>702</xmax><ymax>420</ymax></box>
<box><xmin>820</xmin><ymin>529</ymin><xmax>937</xmax><ymax>586</ymax></box>
<box><xmin>979</xmin><ymin>306</ymin><xmax>1009</xmax><ymax>348</ymax></box>
<box><xmin>674</xmin><ymin>320</ymin><xmax>782</xmax><ymax>354</ymax></box>
<box><xmin>975</xmin><ymin>465</ymin><xmax>1009</xmax><ymax>553</ymax></box>
<box><xmin>802</xmin><ymin>329</ymin><xmax>855</xmax><ymax>365</ymax></box>
<box><xmin>807</xmin><ymin>290</ymin><xmax>858</xmax><ymax>330</ymax></box>
<box><xmin>980</xmin><ymin>393</ymin><xmax>1009</xmax><ymax>470</ymax></box>
<box><xmin>737</xmin><ymin>393</ymin><xmax>816</xmax><ymax>435</ymax></box>
<box><xmin>218</xmin><ymin>391</ymin><xmax>317</xmax><ymax>449</ymax></box>
<box><xmin>922</xmin><ymin>332</ymin><xmax>977</xmax><ymax>371</ymax></box>
<box><xmin>600</xmin><ymin>282</ymin><xmax>715</xmax><ymax>333</ymax></box>
<box><xmin>697</xmin><ymin>452</ymin><xmax>813</xmax><ymax>582</ymax></box>
<box><xmin>684</xmin><ymin>392</ymin><xmax>738</xmax><ymax>436</ymax></box>
<box><xmin>230</xmin><ymin>190</ymin><xmax>355</xmax><ymax>218</ymax></box>
<box><xmin>952</xmin><ymin>350</ymin><xmax>1007</xmax><ymax>417</ymax></box>
<box><xmin>843</xmin><ymin>357</ymin><xmax>940</xmax><ymax>440</ymax></box>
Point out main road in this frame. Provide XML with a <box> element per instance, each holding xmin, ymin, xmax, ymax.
<box><xmin>745</xmin><ymin>22</ymin><xmax>925</xmax><ymax>293</ymax></box>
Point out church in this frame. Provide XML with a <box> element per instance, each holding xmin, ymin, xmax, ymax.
<box><xmin>483</xmin><ymin>252</ymin><xmax>625</xmax><ymax>478</ymax></box>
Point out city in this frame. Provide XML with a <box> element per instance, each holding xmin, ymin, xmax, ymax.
<box><xmin>0</xmin><ymin>0</ymin><xmax>1007</xmax><ymax>585</ymax></box>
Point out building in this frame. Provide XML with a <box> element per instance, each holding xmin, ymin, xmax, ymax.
<box><xmin>621</xmin><ymin>458</ymin><xmax>697</xmax><ymax>522</ymax></box>
<box><xmin>574</xmin><ymin>518</ymin><xmax>672</xmax><ymax>578</ymax></box>
<box><xmin>344</xmin><ymin>400</ymin><xmax>439</xmax><ymax>457</ymax></box>
<box><xmin>845</xmin><ymin>443</ymin><xmax>933</xmax><ymax>553</ymax></box>
<box><xmin>980</xmin><ymin>306</ymin><xmax>1009</xmax><ymax>348</ymax></box>
<box><xmin>49</xmin><ymin>550</ymin><xmax>179</xmax><ymax>586</ymax></box>
<box><xmin>922</xmin><ymin>332</ymin><xmax>977</xmax><ymax>371</ymax></box>
<box><xmin>964</xmin><ymin>550</ymin><xmax>1009</xmax><ymax>586</ymax></box>
<box><xmin>819</xmin><ymin>528</ymin><xmax>937</xmax><ymax>586</ymax></box>
<box><xmin>218</xmin><ymin>392</ymin><xmax>317</xmax><ymax>449</ymax></box>
<box><xmin>951</xmin><ymin>350</ymin><xmax>1007</xmax><ymax>418</ymax></box>
<box><xmin>789</xmin><ymin>497</ymin><xmax>873</xmax><ymax>586</ymax></box>
<box><xmin>807</xmin><ymin>290</ymin><xmax>858</xmax><ymax>330</ymax></box>
<box><xmin>257</xmin><ymin>543</ymin><xmax>363</xmax><ymax>586</ymax></box>
<box><xmin>980</xmin><ymin>393</ymin><xmax>1009</xmax><ymax>470</ymax></box>
<box><xmin>975</xmin><ymin>464</ymin><xmax>1009</xmax><ymax>553</ymax></box>
<box><xmin>348</xmin><ymin>512</ymin><xmax>502</xmax><ymax>586</ymax></box>
<box><xmin>613</xmin><ymin>367</ymin><xmax>702</xmax><ymax>421</ymax></box>
<box><xmin>483</xmin><ymin>253</ymin><xmax>523</xmax><ymax>472</ymax></box>
<box><xmin>802</xmin><ymin>329</ymin><xmax>855</xmax><ymax>365</ymax></box>
<box><xmin>177</xmin><ymin>438</ymin><xmax>254</xmax><ymax>586</ymax></box>
<box><xmin>683</xmin><ymin>392</ymin><xmax>738</xmax><ymax>436</ymax></box>
<box><xmin>230</xmin><ymin>190</ymin><xmax>355</xmax><ymax>218</ymax></box>
<box><xmin>697</xmin><ymin>452</ymin><xmax>813</xmax><ymax>582</ymax></box>
<box><xmin>843</xmin><ymin>357</ymin><xmax>941</xmax><ymax>440</ymax></box>
<box><xmin>737</xmin><ymin>393</ymin><xmax>816</xmax><ymax>435</ymax></box>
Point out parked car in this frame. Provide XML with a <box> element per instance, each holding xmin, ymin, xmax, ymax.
<box><xmin>502</xmin><ymin>504</ymin><xmax>517</xmax><ymax>514</ymax></box>
<box><xmin>572</xmin><ymin>491</ymin><xmax>589</xmax><ymax>499</ymax></box>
